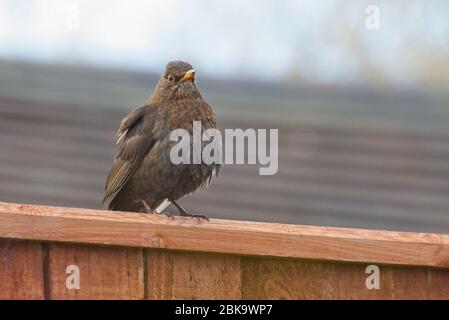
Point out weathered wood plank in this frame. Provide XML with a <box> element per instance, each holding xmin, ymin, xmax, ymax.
<box><xmin>427</xmin><ymin>268</ymin><xmax>449</xmax><ymax>299</ymax></box>
<box><xmin>241</xmin><ymin>257</ymin><xmax>430</xmax><ymax>299</ymax></box>
<box><xmin>0</xmin><ymin>239</ymin><xmax>45</xmax><ymax>299</ymax></box>
<box><xmin>47</xmin><ymin>244</ymin><xmax>144</xmax><ymax>299</ymax></box>
<box><xmin>1</xmin><ymin>202</ymin><xmax>449</xmax><ymax>268</ymax></box>
<box><xmin>242</xmin><ymin>257</ymin><xmax>339</xmax><ymax>299</ymax></box>
<box><xmin>334</xmin><ymin>263</ymin><xmax>428</xmax><ymax>299</ymax></box>
<box><xmin>147</xmin><ymin>250</ymin><xmax>241</xmax><ymax>299</ymax></box>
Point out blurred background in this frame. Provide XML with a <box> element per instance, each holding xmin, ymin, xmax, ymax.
<box><xmin>1</xmin><ymin>0</ymin><xmax>449</xmax><ymax>233</ymax></box>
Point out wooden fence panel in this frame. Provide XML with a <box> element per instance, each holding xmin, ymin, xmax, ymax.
<box><xmin>147</xmin><ymin>250</ymin><xmax>241</xmax><ymax>299</ymax></box>
<box><xmin>46</xmin><ymin>244</ymin><xmax>144</xmax><ymax>299</ymax></box>
<box><xmin>427</xmin><ymin>268</ymin><xmax>449</xmax><ymax>299</ymax></box>
<box><xmin>0</xmin><ymin>239</ymin><xmax>44</xmax><ymax>299</ymax></box>
<box><xmin>333</xmin><ymin>263</ymin><xmax>429</xmax><ymax>299</ymax></box>
<box><xmin>241</xmin><ymin>257</ymin><xmax>432</xmax><ymax>299</ymax></box>
<box><xmin>1</xmin><ymin>202</ymin><xmax>449</xmax><ymax>268</ymax></box>
<box><xmin>0</xmin><ymin>202</ymin><xmax>449</xmax><ymax>300</ymax></box>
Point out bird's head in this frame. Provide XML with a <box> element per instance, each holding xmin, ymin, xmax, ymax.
<box><xmin>149</xmin><ymin>60</ymin><xmax>202</xmax><ymax>103</ymax></box>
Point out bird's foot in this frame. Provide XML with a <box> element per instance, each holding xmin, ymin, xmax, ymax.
<box><xmin>180</xmin><ymin>210</ymin><xmax>209</xmax><ymax>221</ymax></box>
<box><xmin>163</xmin><ymin>212</ymin><xmax>175</xmax><ymax>220</ymax></box>
<box><xmin>172</xmin><ymin>200</ymin><xmax>209</xmax><ymax>221</ymax></box>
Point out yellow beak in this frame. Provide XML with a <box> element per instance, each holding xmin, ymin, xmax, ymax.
<box><xmin>181</xmin><ymin>69</ymin><xmax>195</xmax><ymax>81</ymax></box>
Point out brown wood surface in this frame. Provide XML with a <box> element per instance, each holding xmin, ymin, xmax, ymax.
<box><xmin>1</xmin><ymin>202</ymin><xmax>449</xmax><ymax>299</ymax></box>
<box><xmin>241</xmin><ymin>257</ymin><xmax>436</xmax><ymax>299</ymax></box>
<box><xmin>1</xmin><ymin>202</ymin><xmax>449</xmax><ymax>268</ymax></box>
<box><xmin>46</xmin><ymin>243</ymin><xmax>144</xmax><ymax>299</ymax></box>
<box><xmin>147</xmin><ymin>250</ymin><xmax>241</xmax><ymax>299</ymax></box>
<box><xmin>427</xmin><ymin>268</ymin><xmax>449</xmax><ymax>299</ymax></box>
<box><xmin>0</xmin><ymin>239</ymin><xmax>45</xmax><ymax>299</ymax></box>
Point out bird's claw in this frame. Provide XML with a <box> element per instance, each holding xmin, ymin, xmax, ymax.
<box><xmin>172</xmin><ymin>200</ymin><xmax>209</xmax><ymax>221</ymax></box>
<box><xmin>193</xmin><ymin>214</ymin><xmax>209</xmax><ymax>221</ymax></box>
<box><xmin>179</xmin><ymin>211</ymin><xmax>209</xmax><ymax>221</ymax></box>
<box><xmin>164</xmin><ymin>212</ymin><xmax>175</xmax><ymax>220</ymax></box>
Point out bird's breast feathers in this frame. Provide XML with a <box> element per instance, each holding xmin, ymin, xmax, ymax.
<box><xmin>163</xmin><ymin>99</ymin><xmax>218</xmax><ymax>133</ymax></box>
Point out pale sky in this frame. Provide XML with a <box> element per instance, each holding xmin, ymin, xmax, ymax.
<box><xmin>0</xmin><ymin>0</ymin><xmax>448</xmax><ymax>86</ymax></box>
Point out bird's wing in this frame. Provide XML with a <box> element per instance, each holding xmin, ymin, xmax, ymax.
<box><xmin>101</xmin><ymin>104</ymin><xmax>159</xmax><ymax>209</ymax></box>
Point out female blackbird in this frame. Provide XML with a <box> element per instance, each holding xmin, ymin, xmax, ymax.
<box><xmin>101</xmin><ymin>61</ymin><xmax>221</xmax><ymax>220</ymax></box>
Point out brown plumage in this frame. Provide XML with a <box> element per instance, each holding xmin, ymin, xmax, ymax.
<box><xmin>101</xmin><ymin>61</ymin><xmax>221</xmax><ymax>219</ymax></box>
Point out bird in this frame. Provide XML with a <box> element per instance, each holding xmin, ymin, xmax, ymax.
<box><xmin>101</xmin><ymin>60</ymin><xmax>221</xmax><ymax>220</ymax></box>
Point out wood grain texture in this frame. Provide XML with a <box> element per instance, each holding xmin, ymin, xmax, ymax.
<box><xmin>242</xmin><ymin>258</ymin><xmax>339</xmax><ymax>299</ymax></box>
<box><xmin>334</xmin><ymin>263</ymin><xmax>428</xmax><ymax>299</ymax></box>
<box><xmin>0</xmin><ymin>239</ymin><xmax>44</xmax><ymax>299</ymax></box>
<box><xmin>1</xmin><ymin>202</ymin><xmax>449</xmax><ymax>268</ymax></box>
<box><xmin>147</xmin><ymin>250</ymin><xmax>241</xmax><ymax>299</ymax></box>
<box><xmin>427</xmin><ymin>268</ymin><xmax>449</xmax><ymax>299</ymax></box>
<box><xmin>47</xmin><ymin>244</ymin><xmax>144</xmax><ymax>299</ymax></box>
<box><xmin>241</xmin><ymin>257</ymin><xmax>430</xmax><ymax>299</ymax></box>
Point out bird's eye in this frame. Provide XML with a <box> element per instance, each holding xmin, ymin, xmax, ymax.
<box><xmin>168</xmin><ymin>75</ymin><xmax>175</xmax><ymax>82</ymax></box>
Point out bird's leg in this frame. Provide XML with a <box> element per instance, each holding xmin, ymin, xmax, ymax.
<box><xmin>140</xmin><ymin>199</ymin><xmax>174</xmax><ymax>220</ymax></box>
<box><xmin>172</xmin><ymin>200</ymin><xmax>209</xmax><ymax>221</ymax></box>
<box><xmin>140</xmin><ymin>199</ymin><xmax>154</xmax><ymax>214</ymax></box>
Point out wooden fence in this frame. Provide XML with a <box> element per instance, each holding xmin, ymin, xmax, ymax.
<box><xmin>0</xmin><ymin>201</ymin><xmax>448</xmax><ymax>299</ymax></box>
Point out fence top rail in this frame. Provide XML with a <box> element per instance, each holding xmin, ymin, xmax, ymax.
<box><xmin>0</xmin><ymin>201</ymin><xmax>448</xmax><ymax>268</ymax></box>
